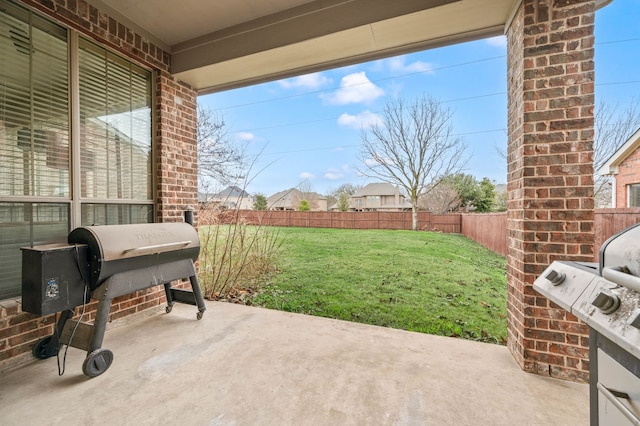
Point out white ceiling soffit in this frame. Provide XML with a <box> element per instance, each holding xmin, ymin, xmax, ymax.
<box><xmin>89</xmin><ymin>0</ymin><xmax>519</xmax><ymax>94</ymax></box>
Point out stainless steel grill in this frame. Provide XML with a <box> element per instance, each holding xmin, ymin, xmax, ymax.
<box><xmin>534</xmin><ymin>223</ymin><xmax>640</xmax><ymax>425</ymax></box>
<box><xmin>22</xmin><ymin>221</ymin><xmax>206</xmax><ymax>377</ymax></box>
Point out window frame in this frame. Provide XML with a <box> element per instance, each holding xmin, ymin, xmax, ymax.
<box><xmin>628</xmin><ymin>183</ymin><xmax>640</xmax><ymax>208</ymax></box>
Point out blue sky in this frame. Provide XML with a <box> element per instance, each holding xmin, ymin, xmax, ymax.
<box><xmin>200</xmin><ymin>0</ymin><xmax>640</xmax><ymax>197</ymax></box>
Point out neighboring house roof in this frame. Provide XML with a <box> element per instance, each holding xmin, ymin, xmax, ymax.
<box><xmin>214</xmin><ymin>186</ymin><xmax>251</xmax><ymax>198</ymax></box>
<box><xmin>598</xmin><ymin>127</ymin><xmax>640</xmax><ymax>176</ymax></box>
<box><xmin>267</xmin><ymin>188</ymin><xmax>326</xmax><ymax>209</ymax></box>
<box><xmin>199</xmin><ymin>186</ymin><xmax>251</xmax><ymax>205</ymax></box>
<box><xmin>267</xmin><ymin>188</ymin><xmax>301</xmax><ymax>208</ymax></box>
<box><xmin>353</xmin><ymin>182</ymin><xmax>401</xmax><ymax>197</ymax></box>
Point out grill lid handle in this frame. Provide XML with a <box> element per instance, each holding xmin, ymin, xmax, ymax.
<box><xmin>602</xmin><ymin>266</ymin><xmax>640</xmax><ymax>293</ymax></box>
<box><xmin>123</xmin><ymin>241</ymin><xmax>192</xmax><ymax>255</ymax></box>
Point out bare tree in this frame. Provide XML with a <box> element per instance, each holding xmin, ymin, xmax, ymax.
<box><xmin>359</xmin><ymin>95</ymin><xmax>468</xmax><ymax>230</ymax></box>
<box><xmin>326</xmin><ymin>183</ymin><xmax>361</xmax><ymax>210</ymax></box>
<box><xmin>418</xmin><ymin>182</ymin><xmax>460</xmax><ymax>214</ymax></box>
<box><xmin>594</xmin><ymin>100</ymin><xmax>640</xmax><ymax>207</ymax></box>
<box><xmin>197</xmin><ymin>105</ymin><xmax>246</xmax><ymax>191</ymax></box>
<box><xmin>296</xmin><ymin>179</ymin><xmax>318</xmax><ymax>210</ymax></box>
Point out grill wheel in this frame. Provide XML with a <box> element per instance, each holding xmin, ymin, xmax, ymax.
<box><xmin>82</xmin><ymin>349</ymin><xmax>114</xmax><ymax>377</ymax></box>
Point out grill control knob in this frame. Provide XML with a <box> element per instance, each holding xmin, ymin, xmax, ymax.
<box><xmin>544</xmin><ymin>269</ymin><xmax>566</xmax><ymax>286</ymax></box>
<box><xmin>591</xmin><ymin>290</ymin><xmax>620</xmax><ymax>315</ymax></box>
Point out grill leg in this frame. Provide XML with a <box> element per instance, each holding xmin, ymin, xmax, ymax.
<box><xmin>33</xmin><ymin>308</ymin><xmax>74</xmax><ymax>359</ymax></box>
<box><xmin>88</xmin><ymin>298</ymin><xmax>111</xmax><ymax>353</ymax></box>
<box><xmin>164</xmin><ymin>282</ymin><xmax>175</xmax><ymax>313</ymax></box>
<box><xmin>189</xmin><ymin>274</ymin><xmax>206</xmax><ymax>320</ymax></box>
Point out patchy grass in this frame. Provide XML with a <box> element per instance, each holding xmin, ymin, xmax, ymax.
<box><xmin>251</xmin><ymin>227</ymin><xmax>507</xmax><ymax>345</ymax></box>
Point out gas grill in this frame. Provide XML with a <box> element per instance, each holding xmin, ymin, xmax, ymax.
<box><xmin>534</xmin><ymin>223</ymin><xmax>640</xmax><ymax>425</ymax></box>
<box><xmin>21</xmin><ymin>220</ymin><xmax>206</xmax><ymax>377</ymax></box>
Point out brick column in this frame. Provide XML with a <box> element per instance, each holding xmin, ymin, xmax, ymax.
<box><xmin>155</xmin><ymin>71</ymin><xmax>198</xmax><ymax>223</ymax></box>
<box><xmin>506</xmin><ymin>0</ymin><xmax>595</xmax><ymax>382</ymax></box>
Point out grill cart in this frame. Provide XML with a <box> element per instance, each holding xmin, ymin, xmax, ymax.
<box><xmin>22</xmin><ymin>221</ymin><xmax>206</xmax><ymax>377</ymax></box>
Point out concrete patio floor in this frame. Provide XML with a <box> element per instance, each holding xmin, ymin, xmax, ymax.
<box><xmin>0</xmin><ymin>301</ymin><xmax>588</xmax><ymax>425</ymax></box>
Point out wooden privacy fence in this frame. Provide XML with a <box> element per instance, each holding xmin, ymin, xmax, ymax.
<box><xmin>208</xmin><ymin>210</ymin><xmax>461</xmax><ymax>233</ymax></box>
<box><xmin>594</xmin><ymin>209</ymin><xmax>640</xmax><ymax>257</ymax></box>
<box><xmin>458</xmin><ymin>210</ymin><xmax>640</xmax><ymax>259</ymax></box>
<box><xmin>461</xmin><ymin>213</ymin><xmax>508</xmax><ymax>256</ymax></box>
<box><xmin>202</xmin><ymin>208</ymin><xmax>640</xmax><ymax>259</ymax></box>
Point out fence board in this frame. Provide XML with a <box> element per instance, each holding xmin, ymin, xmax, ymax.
<box><xmin>461</xmin><ymin>213</ymin><xmax>507</xmax><ymax>256</ymax></box>
<box><xmin>594</xmin><ymin>208</ymin><xmax>640</xmax><ymax>260</ymax></box>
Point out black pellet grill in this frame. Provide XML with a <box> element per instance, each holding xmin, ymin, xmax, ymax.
<box><xmin>21</xmin><ymin>222</ymin><xmax>206</xmax><ymax>377</ymax></box>
<box><xmin>534</xmin><ymin>223</ymin><xmax>640</xmax><ymax>425</ymax></box>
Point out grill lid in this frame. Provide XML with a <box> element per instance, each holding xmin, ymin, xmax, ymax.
<box><xmin>599</xmin><ymin>222</ymin><xmax>640</xmax><ymax>279</ymax></box>
<box><xmin>68</xmin><ymin>223</ymin><xmax>199</xmax><ymax>262</ymax></box>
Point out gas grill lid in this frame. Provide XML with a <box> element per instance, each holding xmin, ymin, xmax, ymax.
<box><xmin>599</xmin><ymin>222</ymin><xmax>640</xmax><ymax>278</ymax></box>
<box><xmin>69</xmin><ymin>223</ymin><xmax>199</xmax><ymax>262</ymax></box>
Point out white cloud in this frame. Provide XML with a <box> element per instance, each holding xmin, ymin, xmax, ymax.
<box><xmin>236</xmin><ymin>132</ymin><xmax>255</xmax><ymax>141</ymax></box>
<box><xmin>323</xmin><ymin>168</ymin><xmax>345</xmax><ymax>180</ymax></box>
<box><xmin>299</xmin><ymin>172</ymin><xmax>315</xmax><ymax>180</ymax></box>
<box><xmin>337</xmin><ymin>110</ymin><xmax>383</xmax><ymax>130</ymax></box>
<box><xmin>387</xmin><ymin>56</ymin><xmax>434</xmax><ymax>74</ymax></box>
<box><xmin>321</xmin><ymin>72</ymin><xmax>384</xmax><ymax>105</ymax></box>
<box><xmin>486</xmin><ymin>36</ymin><xmax>507</xmax><ymax>48</ymax></box>
<box><xmin>364</xmin><ymin>156</ymin><xmax>393</xmax><ymax>167</ymax></box>
<box><xmin>279</xmin><ymin>72</ymin><xmax>331</xmax><ymax>90</ymax></box>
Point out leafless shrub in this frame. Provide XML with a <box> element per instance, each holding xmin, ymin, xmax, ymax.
<box><xmin>197</xmin><ymin>205</ymin><xmax>284</xmax><ymax>302</ymax></box>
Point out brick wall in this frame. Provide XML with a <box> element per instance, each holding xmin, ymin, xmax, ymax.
<box><xmin>614</xmin><ymin>149</ymin><xmax>640</xmax><ymax>207</ymax></box>
<box><xmin>0</xmin><ymin>0</ymin><xmax>197</xmax><ymax>370</ymax></box>
<box><xmin>21</xmin><ymin>0</ymin><xmax>170</xmax><ymax>72</ymax></box>
<box><xmin>156</xmin><ymin>73</ymin><xmax>199</xmax><ymax>223</ymax></box>
<box><xmin>506</xmin><ymin>0</ymin><xmax>595</xmax><ymax>382</ymax></box>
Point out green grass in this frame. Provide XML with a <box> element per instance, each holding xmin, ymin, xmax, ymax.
<box><xmin>250</xmin><ymin>227</ymin><xmax>507</xmax><ymax>345</ymax></box>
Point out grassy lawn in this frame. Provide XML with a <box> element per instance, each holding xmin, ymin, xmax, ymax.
<box><xmin>250</xmin><ymin>227</ymin><xmax>507</xmax><ymax>345</ymax></box>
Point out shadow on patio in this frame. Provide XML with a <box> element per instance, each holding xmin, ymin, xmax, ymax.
<box><xmin>0</xmin><ymin>301</ymin><xmax>587</xmax><ymax>425</ymax></box>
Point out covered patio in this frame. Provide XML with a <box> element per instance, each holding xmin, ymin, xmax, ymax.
<box><xmin>0</xmin><ymin>301</ymin><xmax>588</xmax><ymax>425</ymax></box>
<box><xmin>1</xmin><ymin>0</ymin><xmax>603</xmax><ymax>409</ymax></box>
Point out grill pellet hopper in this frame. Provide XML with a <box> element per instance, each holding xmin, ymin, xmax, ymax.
<box><xmin>21</xmin><ymin>221</ymin><xmax>206</xmax><ymax>377</ymax></box>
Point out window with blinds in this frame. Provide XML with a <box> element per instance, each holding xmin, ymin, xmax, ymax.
<box><xmin>0</xmin><ymin>2</ymin><xmax>70</xmax><ymax>300</ymax></box>
<box><xmin>0</xmin><ymin>2</ymin><xmax>69</xmax><ymax>198</ymax></box>
<box><xmin>79</xmin><ymin>39</ymin><xmax>152</xmax><ymax>204</ymax></box>
<box><xmin>78</xmin><ymin>39</ymin><xmax>153</xmax><ymax>226</ymax></box>
<box><xmin>0</xmin><ymin>1</ymin><xmax>154</xmax><ymax>299</ymax></box>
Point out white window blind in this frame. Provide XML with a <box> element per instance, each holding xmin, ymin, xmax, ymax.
<box><xmin>0</xmin><ymin>3</ymin><xmax>69</xmax><ymax>198</ymax></box>
<box><xmin>0</xmin><ymin>2</ymin><xmax>70</xmax><ymax>299</ymax></box>
<box><xmin>78</xmin><ymin>39</ymin><xmax>152</xmax><ymax>203</ymax></box>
